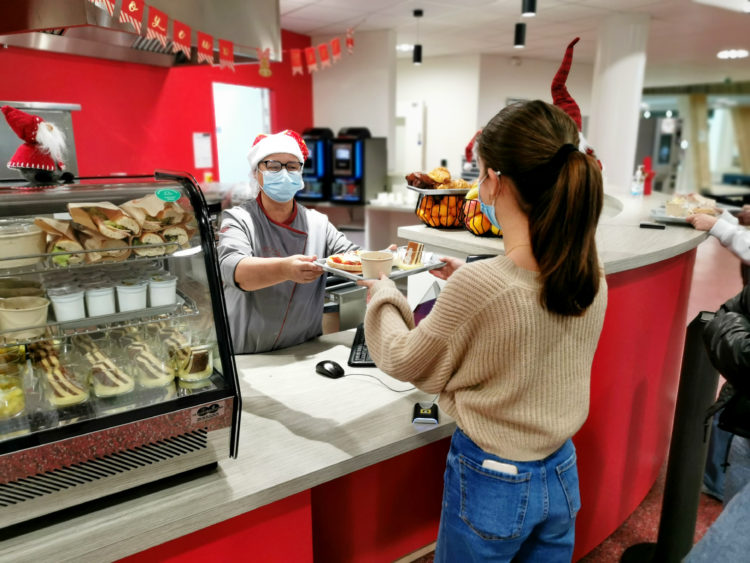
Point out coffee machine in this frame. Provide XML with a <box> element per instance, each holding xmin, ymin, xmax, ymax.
<box><xmin>330</xmin><ymin>127</ymin><xmax>387</xmax><ymax>204</ymax></box>
<box><xmin>298</xmin><ymin>127</ymin><xmax>333</xmax><ymax>201</ymax></box>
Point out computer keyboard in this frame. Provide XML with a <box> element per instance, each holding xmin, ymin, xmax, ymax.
<box><xmin>348</xmin><ymin>323</ymin><xmax>375</xmax><ymax>367</ymax></box>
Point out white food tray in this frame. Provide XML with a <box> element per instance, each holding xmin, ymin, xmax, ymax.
<box><xmin>317</xmin><ymin>250</ymin><xmax>446</xmax><ymax>282</ymax></box>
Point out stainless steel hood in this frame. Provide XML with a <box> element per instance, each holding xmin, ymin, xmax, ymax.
<box><xmin>0</xmin><ymin>0</ymin><xmax>281</xmax><ymax>67</ymax></box>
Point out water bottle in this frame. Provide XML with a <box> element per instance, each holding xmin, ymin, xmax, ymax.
<box><xmin>631</xmin><ymin>165</ymin><xmax>645</xmax><ymax>196</ymax></box>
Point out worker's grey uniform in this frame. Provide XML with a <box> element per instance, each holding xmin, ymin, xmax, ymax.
<box><xmin>218</xmin><ymin>197</ymin><xmax>357</xmax><ymax>354</ymax></box>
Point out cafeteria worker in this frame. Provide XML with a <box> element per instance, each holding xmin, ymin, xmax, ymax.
<box><xmin>217</xmin><ymin>130</ymin><xmax>359</xmax><ymax>354</ymax></box>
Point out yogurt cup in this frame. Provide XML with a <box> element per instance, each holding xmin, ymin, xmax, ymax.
<box><xmin>116</xmin><ymin>278</ymin><xmax>148</xmax><ymax>312</ymax></box>
<box><xmin>84</xmin><ymin>283</ymin><xmax>116</xmax><ymax>317</ymax></box>
<box><xmin>148</xmin><ymin>274</ymin><xmax>178</xmax><ymax>307</ymax></box>
<box><xmin>47</xmin><ymin>285</ymin><xmax>86</xmax><ymax>322</ymax></box>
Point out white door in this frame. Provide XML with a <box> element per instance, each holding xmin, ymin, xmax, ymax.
<box><xmin>395</xmin><ymin>100</ymin><xmax>425</xmax><ymax>175</ymax></box>
<box><xmin>213</xmin><ymin>83</ymin><xmax>270</xmax><ymax>183</ymax></box>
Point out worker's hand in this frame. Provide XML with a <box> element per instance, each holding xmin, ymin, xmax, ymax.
<box><xmin>737</xmin><ymin>205</ymin><xmax>750</xmax><ymax>226</ymax></box>
<box><xmin>429</xmin><ymin>256</ymin><xmax>465</xmax><ymax>280</ymax></box>
<box><xmin>686</xmin><ymin>213</ymin><xmax>718</xmax><ymax>232</ymax></box>
<box><xmin>285</xmin><ymin>254</ymin><xmax>324</xmax><ymax>284</ymax></box>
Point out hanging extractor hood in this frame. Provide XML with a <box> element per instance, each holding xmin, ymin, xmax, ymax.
<box><xmin>0</xmin><ymin>0</ymin><xmax>281</xmax><ymax>67</ymax></box>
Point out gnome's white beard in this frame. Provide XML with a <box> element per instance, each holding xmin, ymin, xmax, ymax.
<box><xmin>35</xmin><ymin>122</ymin><xmax>66</xmax><ymax>163</ymax></box>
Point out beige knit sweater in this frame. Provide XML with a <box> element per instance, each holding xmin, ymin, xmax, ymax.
<box><xmin>364</xmin><ymin>255</ymin><xmax>608</xmax><ymax>461</ymax></box>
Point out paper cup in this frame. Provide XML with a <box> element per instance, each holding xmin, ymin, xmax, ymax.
<box><xmin>360</xmin><ymin>251</ymin><xmax>394</xmax><ymax>279</ymax></box>
<box><xmin>0</xmin><ymin>296</ymin><xmax>49</xmax><ymax>338</ymax></box>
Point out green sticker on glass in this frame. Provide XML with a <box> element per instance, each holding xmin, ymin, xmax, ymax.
<box><xmin>155</xmin><ymin>188</ymin><xmax>181</xmax><ymax>202</ymax></box>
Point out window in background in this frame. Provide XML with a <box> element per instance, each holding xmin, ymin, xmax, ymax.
<box><xmin>212</xmin><ymin>83</ymin><xmax>270</xmax><ymax>183</ymax></box>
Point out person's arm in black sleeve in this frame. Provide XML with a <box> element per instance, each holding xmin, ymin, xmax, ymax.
<box><xmin>704</xmin><ymin>284</ymin><xmax>750</xmax><ymax>392</ymax></box>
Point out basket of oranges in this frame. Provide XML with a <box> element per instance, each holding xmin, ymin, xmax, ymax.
<box><xmin>406</xmin><ymin>167</ymin><xmax>473</xmax><ymax>229</ymax></box>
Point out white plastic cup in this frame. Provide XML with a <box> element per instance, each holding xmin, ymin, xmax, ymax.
<box><xmin>148</xmin><ymin>274</ymin><xmax>178</xmax><ymax>307</ymax></box>
<box><xmin>85</xmin><ymin>284</ymin><xmax>116</xmax><ymax>317</ymax></box>
<box><xmin>360</xmin><ymin>251</ymin><xmax>394</xmax><ymax>279</ymax></box>
<box><xmin>116</xmin><ymin>279</ymin><xmax>148</xmax><ymax>312</ymax></box>
<box><xmin>47</xmin><ymin>285</ymin><xmax>86</xmax><ymax>322</ymax></box>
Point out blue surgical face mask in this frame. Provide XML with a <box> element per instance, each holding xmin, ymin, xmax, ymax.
<box><xmin>261</xmin><ymin>169</ymin><xmax>304</xmax><ymax>202</ymax></box>
<box><xmin>477</xmin><ymin>172</ymin><xmax>502</xmax><ymax>231</ymax></box>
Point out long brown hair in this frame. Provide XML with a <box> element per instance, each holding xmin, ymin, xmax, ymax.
<box><xmin>477</xmin><ymin>100</ymin><xmax>603</xmax><ymax>316</ymax></box>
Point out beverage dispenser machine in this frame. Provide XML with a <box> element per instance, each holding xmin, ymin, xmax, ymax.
<box><xmin>298</xmin><ymin>127</ymin><xmax>333</xmax><ymax>201</ymax></box>
<box><xmin>330</xmin><ymin>128</ymin><xmax>387</xmax><ymax>204</ymax></box>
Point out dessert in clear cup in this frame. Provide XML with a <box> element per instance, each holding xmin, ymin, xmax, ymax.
<box><xmin>83</xmin><ymin>282</ymin><xmax>116</xmax><ymax>317</ymax></box>
<box><xmin>47</xmin><ymin>284</ymin><xmax>86</xmax><ymax>322</ymax></box>
<box><xmin>115</xmin><ymin>278</ymin><xmax>148</xmax><ymax>311</ymax></box>
<box><xmin>0</xmin><ymin>351</ymin><xmax>25</xmax><ymax>420</ymax></box>
<box><xmin>148</xmin><ymin>273</ymin><xmax>178</xmax><ymax>307</ymax></box>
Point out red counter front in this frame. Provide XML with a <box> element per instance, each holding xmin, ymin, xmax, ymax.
<box><xmin>573</xmin><ymin>249</ymin><xmax>696</xmax><ymax>559</ymax></box>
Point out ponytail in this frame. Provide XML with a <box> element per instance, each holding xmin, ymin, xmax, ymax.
<box><xmin>477</xmin><ymin>100</ymin><xmax>604</xmax><ymax>317</ymax></box>
<box><xmin>528</xmin><ymin>151</ymin><xmax>602</xmax><ymax>316</ymax></box>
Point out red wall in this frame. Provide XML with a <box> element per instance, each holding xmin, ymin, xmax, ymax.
<box><xmin>0</xmin><ymin>30</ymin><xmax>312</xmax><ymax>181</ymax></box>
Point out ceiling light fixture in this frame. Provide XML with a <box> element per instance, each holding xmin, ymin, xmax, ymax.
<box><xmin>522</xmin><ymin>0</ymin><xmax>537</xmax><ymax>17</ymax></box>
<box><xmin>413</xmin><ymin>9</ymin><xmax>423</xmax><ymax>65</ymax></box>
<box><xmin>717</xmin><ymin>49</ymin><xmax>749</xmax><ymax>59</ymax></box>
<box><xmin>514</xmin><ymin>22</ymin><xmax>526</xmax><ymax>49</ymax></box>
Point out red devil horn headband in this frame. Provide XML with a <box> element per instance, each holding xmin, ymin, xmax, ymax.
<box><xmin>551</xmin><ymin>37</ymin><xmax>582</xmax><ymax>131</ymax></box>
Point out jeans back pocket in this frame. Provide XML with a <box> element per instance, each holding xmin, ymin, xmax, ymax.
<box><xmin>458</xmin><ymin>455</ymin><xmax>531</xmax><ymax>540</ymax></box>
<box><xmin>555</xmin><ymin>451</ymin><xmax>581</xmax><ymax>518</ymax></box>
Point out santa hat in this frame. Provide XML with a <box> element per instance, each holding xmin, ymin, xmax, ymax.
<box><xmin>1</xmin><ymin>105</ymin><xmax>64</xmax><ymax>172</ymax></box>
<box><xmin>463</xmin><ymin>129</ymin><xmax>482</xmax><ymax>171</ymax></box>
<box><xmin>247</xmin><ymin>129</ymin><xmax>309</xmax><ymax>173</ymax></box>
<box><xmin>551</xmin><ymin>38</ymin><xmax>601</xmax><ymax>168</ymax></box>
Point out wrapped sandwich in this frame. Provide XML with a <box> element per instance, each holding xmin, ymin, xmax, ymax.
<box><xmin>163</xmin><ymin>223</ymin><xmax>196</xmax><ymax>253</ymax></box>
<box><xmin>33</xmin><ymin>217</ymin><xmax>86</xmax><ymax>267</ymax></box>
<box><xmin>121</xmin><ymin>194</ymin><xmax>186</xmax><ymax>232</ymax></box>
<box><xmin>131</xmin><ymin>232</ymin><xmax>166</xmax><ymax>257</ymax></box>
<box><xmin>76</xmin><ymin>229</ymin><xmax>131</xmax><ymax>263</ymax></box>
<box><xmin>68</xmin><ymin>202</ymin><xmax>141</xmax><ymax>239</ymax></box>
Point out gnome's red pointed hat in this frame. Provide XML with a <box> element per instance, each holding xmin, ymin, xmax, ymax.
<box><xmin>464</xmin><ymin>37</ymin><xmax>601</xmax><ymax>170</ymax></box>
<box><xmin>551</xmin><ymin>37</ymin><xmax>600</xmax><ymax>167</ymax></box>
<box><xmin>246</xmin><ymin>129</ymin><xmax>309</xmax><ymax>172</ymax></box>
<box><xmin>1</xmin><ymin>105</ymin><xmax>66</xmax><ymax>172</ymax></box>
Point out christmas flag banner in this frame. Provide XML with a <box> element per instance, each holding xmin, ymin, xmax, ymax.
<box><xmin>346</xmin><ymin>28</ymin><xmax>355</xmax><ymax>54</ymax></box>
<box><xmin>220</xmin><ymin>40</ymin><xmax>236</xmax><ymax>71</ymax></box>
<box><xmin>330</xmin><ymin>37</ymin><xmax>342</xmax><ymax>62</ymax></box>
<box><xmin>172</xmin><ymin>20</ymin><xmax>191</xmax><ymax>59</ymax></box>
<box><xmin>304</xmin><ymin>46</ymin><xmax>318</xmax><ymax>73</ymax></box>
<box><xmin>290</xmin><ymin>49</ymin><xmax>304</xmax><ymax>76</ymax></box>
<box><xmin>318</xmin><ymin>43</ymin><xmax>332</xmax><ymax>68</ymax></box>
<box><xmin>88</xmin><ymin>0</ymin><xmax>116</xmax><ymax>17</ymax></box>
<box><xmin>145</xmin><ymin>6</ymin><xmax>168</xmax><ymax>47</ymax></box>
<box><xmin>119</xmin><ymin>0</ymin><xmax>145</xmax><ymax>34</ymax></box>
<box><xmin>256</xmin><ymin>47</ymin><xmax>271</xmax><ymax>77</ymax></box>
<box><xmin>197</xmin><ymin>32</ymin><xmax>214</xmax><ymax>64</ymax></box>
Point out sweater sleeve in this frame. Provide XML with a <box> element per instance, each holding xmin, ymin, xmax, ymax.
<box><xmin>364</xmin><ymin>268</ymin><xmax>475</xmax><ymax>393</ymax></box>
<box><xmin>710</xmin><ymin>213</ymin><xmax>750</xmax><ymax>265</ymax></box>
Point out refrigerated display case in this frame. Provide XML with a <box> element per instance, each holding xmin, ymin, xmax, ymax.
<box><xmin>0</xmin><ymin>171</ymin><xmax>240</xmax><ymax>528</ymax></box>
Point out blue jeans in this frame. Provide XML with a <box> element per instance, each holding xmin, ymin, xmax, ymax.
<box><xmin>684</xmin><ymin>479</ymin><xmax>750</xmax><ymax>562</ymax></box>
<box><xmin>434</xmin><ymin>428</ymin><xmax>580</xmax><ymax>563</ymax></box>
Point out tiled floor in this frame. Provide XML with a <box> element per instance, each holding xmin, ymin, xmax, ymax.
<box><xmin>413</xmin><ymin>234</ymin><xmax>743</xmax><ymax>563</ymax></box>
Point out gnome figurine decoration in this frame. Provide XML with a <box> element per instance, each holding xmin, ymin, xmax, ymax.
<box><xmin>1</xmin><ymin>105</ymin><xmax>73</xmax><ymax>184</ymax></box>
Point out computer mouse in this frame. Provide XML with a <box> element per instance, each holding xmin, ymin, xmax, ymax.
<box><xmin>315</xmin><ymin>360</ymin><xmax>345</xmax><ymax>379</ymax></box>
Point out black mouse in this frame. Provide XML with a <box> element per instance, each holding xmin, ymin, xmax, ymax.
<box><xmin>316</xmin><ymin>360</ymin><xmax>345</xmax><ymax>379</ymax></box>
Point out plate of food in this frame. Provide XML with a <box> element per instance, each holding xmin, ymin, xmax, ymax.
<box><xmin>405</xmin><ymin>166</ymin><xmax>474</xmax><ymax>195</ymax></box>
<box><xmin>650</xmin><ymin>193</ymin><xmax>738</xmax><ymax>224</ymax></box>
<box><xmin>318</xmin><ymin>243</ymin><xmax>446</xmax><ymax>282</ymax></box>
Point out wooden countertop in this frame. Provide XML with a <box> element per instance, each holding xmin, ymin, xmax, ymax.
<box><xmin>0</xmin><ymin>331</ymin><xmax>455</xmax><ymax>563</ymax></box>
<box><xmin>397</xmin><ymin>192</ymin><xmax>709</xmax><ymax>274</ymax></box>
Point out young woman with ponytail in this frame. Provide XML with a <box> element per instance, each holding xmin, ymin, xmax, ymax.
<box><xmin>358</xmin><ymin>99</ymin><xmax>607</xmax><ymax>562</ymax></box>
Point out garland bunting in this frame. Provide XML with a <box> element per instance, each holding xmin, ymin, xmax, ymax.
<box><xmin>86</xmin><ymin>0</ymin><xmax>356</xmax><ymax>76</ymax></box>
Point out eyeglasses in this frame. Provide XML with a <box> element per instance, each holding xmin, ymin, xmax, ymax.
<box><xmin>260</xmin><ymin>160</ymin><xmax>303</xmax><ymax>173</ymax></box>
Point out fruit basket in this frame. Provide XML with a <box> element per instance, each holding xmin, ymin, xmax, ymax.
<box><xmin>408</xmin><ymin>186</ymin><xmax>468</xmax><ymax>229</ymax></box>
